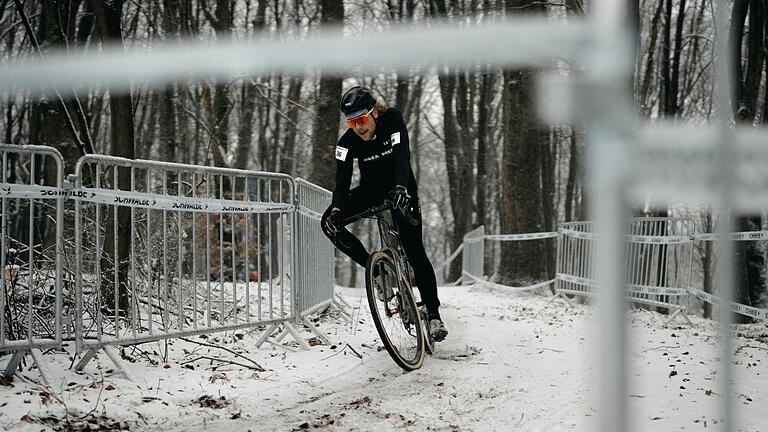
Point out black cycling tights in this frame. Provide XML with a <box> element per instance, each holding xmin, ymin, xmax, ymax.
<box><xmin>320</xmin><ymin>187</ymin><xmax>441</xmax><ymax>316</ymax></box>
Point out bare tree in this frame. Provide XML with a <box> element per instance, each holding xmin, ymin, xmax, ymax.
<box><xmin>497</xmin><ymin>0</ymin><xmax>547</xmax><ymax>286</ymax></box>
<box><xmin>309</xmin><ymin>0</ymin><xmax>343</xmax><ymax>189</ymax></box>
<box><xmin>730</xmin><ymin>0</ymin><xmax>766</xmax><ymax>322</ymax></box>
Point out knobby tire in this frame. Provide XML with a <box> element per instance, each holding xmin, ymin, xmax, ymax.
<box><xmin>365</xmin><ymin>251</ymin><xmax>425</xmax><ymax>371</ymax></box>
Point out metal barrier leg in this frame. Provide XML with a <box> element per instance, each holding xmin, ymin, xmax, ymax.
<box><xmin>545</xmin><ymin>291</ymin><xmax>575</xmax><ymax>309</ymax></box>
<box><xmin>74</xmin><ymin>346</ymin><xmax>131</xmax><ymax>381</ymax></box>
<box><xmin>102</xmin><ymin>346</ymin><xmax>131</xmax><ymax>381</ymax></box>
<box><xmin>334</xmin><ymin>292</ymin><xmax>352</xmax><ymax>309</ymax></box>
<box><xmin>282</xmin><ymin>322</ymin><xmax>311</xmax><ymax>351</ymax></box>
<box><xmin>533</xmin><ymin>292</ymin><xmax>575</xmax><ymax>319</ymax></box>
<box><xmin>256</xmin><ymin>322</ymin><xmax>311</xmax><ymax>351</ymax></box>
<box><xmin>665</xmin><ymin>307</ymin><xmax>694</xmax><ymax>328</ymax></box>
<box><xmin>75</xmin><ymin>348</ymin><xmax>98</xmax><ymax>372</ymax></box>
<box><xmin>2</xmin><ymin>350</ymin><xmax>27</xmax><ymax>381</ymax></box>
<box><xmin>255</xmin><ymin>324</ymin><xmax>279</xmax><ymax>348</ymax></box>
<box><xmin>333</xmin><ymin>293</ymin><xmax>354</xmax><ymax>324</ymax></box>
<box><xmin>303</xmin><ymin>315</ymin><xmax>331</xmax><ymax>345</ymax></box>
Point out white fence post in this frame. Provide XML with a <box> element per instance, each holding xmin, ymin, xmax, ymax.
<box><xmin>461</xmin><ymin>226</ymin><xmax>485</xmax><ymax>285</ymax></box>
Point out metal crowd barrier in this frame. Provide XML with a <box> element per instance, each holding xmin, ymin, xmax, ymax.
<box><xmin>0</xmin><ymin>144</ymin><xmax>65</xmax><ymax>383</ymax></box>
<box><xmin>556</xmin><ymin>218</ymin><xmax>695</xmax><ymax>325</ymax></box>
<box><xmin>555</xmin><ymin>221</ymin><xmax>597</xmax><ymax>298</ymax></box>
<box><xmin>1</xmin><ymin>148</ymin><xmax>352</xmax><ymax>380</ymax></box>
<box><xmin>294</xmin><ymin>178</ymin><xmax>351</xmax><ymax>345</ymax></box>
<box><xmin>71</xmin><ymin>155</ymin><xmax>297</xmax><ymax>367</ymax></box>
<box><xmin>624</xmin><ymin>217</ymin><xmax>694</xmax><ymax>324</ymax></box>
<box><xmin>688</xmin><ymin>231</ymin><xmax>768</xmax><ymax>321</ymax></box>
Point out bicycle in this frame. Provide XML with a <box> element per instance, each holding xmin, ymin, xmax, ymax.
<box><xmin>340</xmin><ymin>199</ymin><xmax>433</xmax><ymax>371</ymax></box>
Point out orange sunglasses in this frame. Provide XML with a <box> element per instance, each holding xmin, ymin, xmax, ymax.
<box><xmin>345</xmin><ymin>107</ymin><xmax>374</xmax><ymax>128</ymax></box>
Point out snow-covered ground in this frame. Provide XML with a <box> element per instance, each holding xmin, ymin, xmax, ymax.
<box><xmin>1</xmin><ymin>284</ymin><xmax>766</xmax><ymax>431</ymax></box>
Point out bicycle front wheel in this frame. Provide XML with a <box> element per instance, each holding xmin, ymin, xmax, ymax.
<box><xmin>365</xmin><ymin>250</ymin><xmax>425</xmax><ymax>371</ymax></box>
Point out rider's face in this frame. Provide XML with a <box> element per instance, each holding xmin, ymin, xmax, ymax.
<box><xmin>351</xmin><ymin>109</ymin><xmax>377</xmax><ymax>141</ymax></box>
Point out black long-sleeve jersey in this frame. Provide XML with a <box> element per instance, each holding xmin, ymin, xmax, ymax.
<box><xmin>331</xmin><ymin>108</ymin><xmax>418</xmax><ymax>210</ymax></box>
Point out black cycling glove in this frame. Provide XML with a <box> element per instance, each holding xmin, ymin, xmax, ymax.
<box><xmin>322</xmin><ymin>208</ymin><xmax>342</xmax><ymax>237</ymax></box>
<box><xmin>390</xmin><ymin>186</ymin><xmax>411</xmax><ymax>213</ymax></box>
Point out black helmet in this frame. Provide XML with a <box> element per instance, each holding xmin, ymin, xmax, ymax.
<box><xmin>340</xmin><ymin>86</ymin><xmax>376</xmax><ymax>118</ymax></box>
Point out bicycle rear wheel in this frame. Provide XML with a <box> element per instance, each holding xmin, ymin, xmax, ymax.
<box><xmin>365</xmin><ymin>250</ymin><xmax>425</xmax><ymax>371</ymax></box>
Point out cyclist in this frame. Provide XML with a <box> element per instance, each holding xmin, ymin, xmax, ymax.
<box><xmin>320</xmin><ymin>85</ymin><xmax>448</xmax><ymax>342</ymax></box>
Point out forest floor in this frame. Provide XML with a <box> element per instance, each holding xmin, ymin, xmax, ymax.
<box><xmin>1</xmin><ymin>284</ymin><xmax>767</xmax><ymax>431</ymax></box>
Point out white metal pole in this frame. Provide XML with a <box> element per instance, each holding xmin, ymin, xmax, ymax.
<box><xmin>588</xmin><ymin>1</ymin><xmax>633</xmax><ymax>431</ymax></box>
<box><xmin>712</xmin><ymin>0</ymin><xmax>736</xmax><ymax>430</ymax></box>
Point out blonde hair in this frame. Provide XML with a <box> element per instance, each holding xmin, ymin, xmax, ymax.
<box><xmin>374</xmin><ymin>101</ymin><xmax>388</xmax><ymax>114</ymax></box>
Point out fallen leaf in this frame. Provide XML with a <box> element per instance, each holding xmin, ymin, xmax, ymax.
<box><xmin>197</xmin><ymin>394</ymin><xmax>229</xmax><ymax>409</ymax></box>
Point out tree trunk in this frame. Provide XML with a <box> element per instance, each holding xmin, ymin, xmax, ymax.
<box><xmin>639</xmin><ymin>0</ymin><xmax>665</xmax><ymax>117</ymax></box>
<box><xmin>309</xmin><ymin>0</ymin><xmax>343</xmax><ymax>189</ymax></box>
<box><xmin>282</xmin><ymin>77</ymin><xmax>303</xmax><ymax>175</ymax></box>
<box><xmin>428</xmin><ymin>0</ymin><xmax>474</xmax><ymax>282</ymax></box>
<box><xmin>270</xmin><ymin>76</ymin><xmax>284</xmax><ymax>172</ymax></box>
<box><xmin>498</xmin><ymin>0</ymin><xmax>546</xmax><ymax>285</ymax></box>
<box><xmin>203</xmin><ymin>0</ymin><xmax>234</xmax><ymax>167</ymax></box>
<box><xmin>730</xmin><ymin>0</ymin><xmax>764</xmax><ymax>323</ymax></box>
<box><xmin>541</xmin><ymin>126</ymin><xmax>556</xmax><ymax>281</ymax></box>
<box><xmin>764</xmin><ymin>0</ymin><xmax>768</xmax><ymax>125</ymax></box>
<box><xmin>437</xmin><ymin>72</ymin><xmax>473</xmax><ymax>282</ymax></box>
<box><xmin>499</xmin><ymin>68</ymin><xmax>546</xmax><ymax>285</ymax></box>
<box><xmin>742</xmin><ymin>0</ymin><xmax>764</xmax><ymax>121</ymax></box>
<box><xmin>730</xmin><ymin>0</ymin><xmax>749</xmax><ymax>116</ymax></box>
<box><xmin>475</xmin><ymin>72</ymin><xmax>493</xmax><ymax>229</ymax></box>
<box><xmin>159</xmin><ymin>0</ymin><xmax>180</xmax><ymax>163</ymax></box>
<box><xmin>660</xmin><ymin>0</ymin><xmax>673</xmax><ymax>116</ymax></box>
<box><xmin>93</xmin><ymin>0</ymin><xmax>135</xmax><ymax>313</ymax></box>
<box><xmin>138</xmin><ymin>90</ymin><xmax>159</xmax><ymax>160</ymax></box>
<box><xmin>669</xmin><ymin>0</ymin><xmax>687</xmax><ymax>117</ymax></box>
<box><xmin>235</xmin><ymin>81</ymin><xmax>257</xmax><ymax>169</ymax></box>
<box><xmin>564</xmin><ymin>127</ymin><xmax>578</xmax><ymax>222</ymax></box>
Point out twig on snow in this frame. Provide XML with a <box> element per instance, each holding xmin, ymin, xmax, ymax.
<box><xmin>180</xmin><ymin>355</ymin><xmax>262</xmax><ymax>371</ymax></box>
<box><xmin>320</xmin><ymin>343</ymin><xmax>363</xmax><ymax>361</ymax></box>
<box><xmin>78</xmin><ymin>368</ymin><xmax>105</xmax><ymax>420</ymax></box>
<box><xmin>179</xmin><ymin>337</ymin><xmax>265</xmax><ymax>371</ymax></box>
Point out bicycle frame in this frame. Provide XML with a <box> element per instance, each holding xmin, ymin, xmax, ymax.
<box><xmin>339</xmin><ymin>200</ymin><xmax>419</xmax><ymax>299</ymax></box>
<box><xmin>340</xmin><ymin>200</ymin><xmax>432</xmax><ymax>361</ymax></box>
<box><xmin>374</xmin><ymin>208</ymin><xmax>413</xmax><ymax>292</ymax></box>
